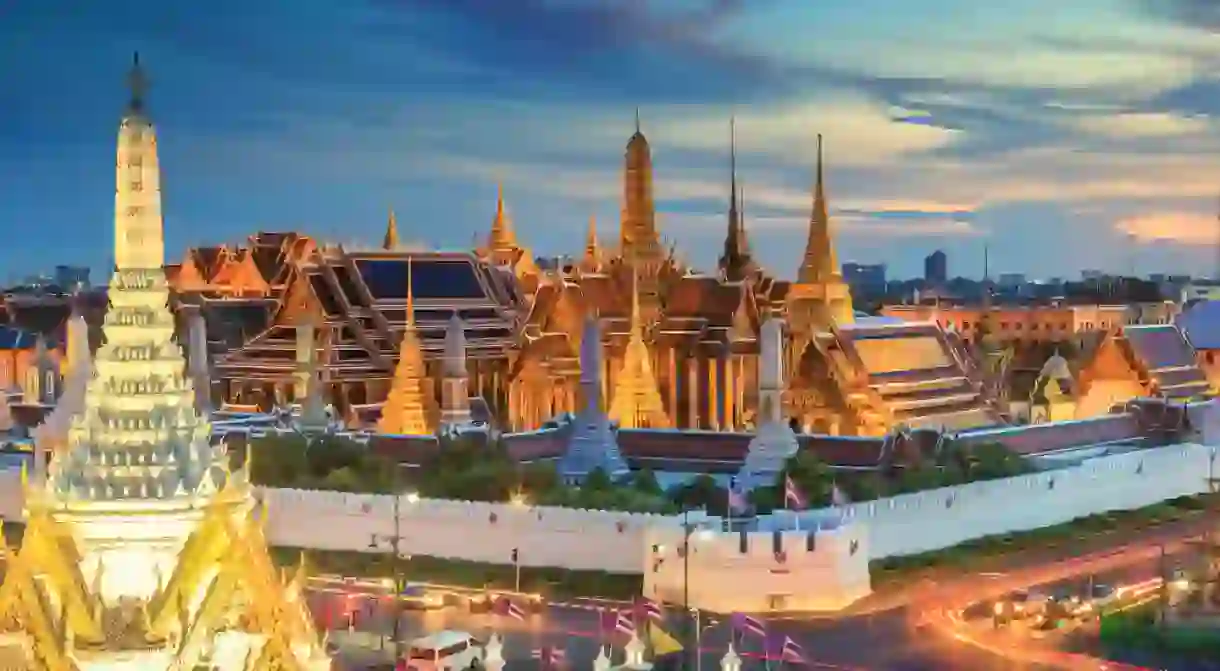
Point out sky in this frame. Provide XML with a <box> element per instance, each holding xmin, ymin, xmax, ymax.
<box><xmin>5</xmin><ymin>0</ymin><xmax>1220</xmax><ymax>282</ymax></box>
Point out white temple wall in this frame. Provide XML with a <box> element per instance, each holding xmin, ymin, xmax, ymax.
<box><xmin>260</xmin><ymin>490</ymin><xmax>664</xmax><ymax>573</ymax></box>
<box><xmin>822</xmin><ymin>441</ymin><xmax>1217</xmax><ymax>560</ymax></box>
<box><xmin>642</xmin><ymin>523</ymin><xmax>871</xmax><ymax>612</ymax></box>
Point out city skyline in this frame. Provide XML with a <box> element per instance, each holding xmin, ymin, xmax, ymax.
<box><xmin>5</xmin><ymin>0</ymin><xmax>1220</xmax><ymax>280</ymax></box>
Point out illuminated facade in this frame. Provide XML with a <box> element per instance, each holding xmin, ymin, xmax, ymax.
<box><xmin>182</xmin><ymin>120</ymin><xmax>999</xmax><ymax>436</ymax></box>
<box><xmin>0</xmin><ymin>56</ymin><xmax>329</xmax><ymax>671</ymax></box>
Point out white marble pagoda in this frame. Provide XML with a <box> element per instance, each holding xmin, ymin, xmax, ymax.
<box><xmin>0</xmin><ymin>54</ymin><xmax>329</xmax><ymax>671</ymax></box>
<box><xmin>557</xmin><ymin>315</ymin><xmax>630</xmax><ymax>484</ymax></box>
<box><xmin>735</xmin><ymin>315</ymin><xmax>800</xmax><ymax>491</ymax></box>
<box><xmin>439</xmin><ymin>311</ymin><xmax>473</xmax><ymax>427</ymax></box>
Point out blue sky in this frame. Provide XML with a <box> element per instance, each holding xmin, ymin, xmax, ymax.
<box><xmin>5</xmin><ymin>0</ymin><xmax>1220</xmax><ymax>282</ymax></box>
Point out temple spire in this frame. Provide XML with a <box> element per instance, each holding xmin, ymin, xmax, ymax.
<box><xmin>582</xmin><ymin>215</ymin><xmax>604</xmax><ymax>272</ymax></box>
<box><xmin>607</xmin><ymin>265</ymin><xmax>671</xmax><ymax>429</ymax></box>
<box><xmin>377</xmin><ymin>257</ymin><xmax>431</xmax><ymax>436</ymax></box>
<box><xmin>485</xmin><ymin>183</ymin><xmax>522</xmax><ymax>259</ymax></box>
<box><xmin>798</xmin><ymin>134</ymin><xmax>841</xmax><ymax>284</ymax></box>
<box><xmin>719</xmin><ymin>116</ymin><xmax>755</xmax><ymax>282</ymax></box>
<box><xmin>127</xmin><ymin>51</ymin><xmax>147</xmax><ymax>115</ymax></box>
<box><xmin>383</xmin><ymin>209</ymin><xmax>399</xmax><ymax>250</ymax></box>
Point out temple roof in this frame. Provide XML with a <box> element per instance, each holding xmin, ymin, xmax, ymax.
<box><xmin>1178</xmin><ymin>300</ymin><xmax>1220</xmax><ymax>350</ymax></box>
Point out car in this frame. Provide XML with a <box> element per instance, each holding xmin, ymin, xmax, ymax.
<box><xmin>402</xmin><ymin>630</ymin><xmax>485</xmax><ymax>670</ymax></box>
<box><xmin>1084</xmin><ymin>583</ymin><xmax>1119</xmax><ymax>610</ymax></box>
<box><xmin>998</xmin><ymin>590</ymin><xmax>1048</xmax><ymax>621</ymax></box>
<box><xmin>399</xmin><ymin>584</ymin><xmax>446</xmax><ymax>610</ymax></box>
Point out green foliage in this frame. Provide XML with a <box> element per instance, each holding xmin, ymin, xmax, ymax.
<box><xmin>667</xmin><ymin>474</ymin><xmax>726</xmax><ymax>514</ymax></box>
<box><xmin>630</xmin><ymin>469</ymin><xmax>662</xmax><ymax>496</ymax></box>
<box><xmin>250</xmin><ymin>433</ymin><xmax>396</xmax><ymax>494</ymax></box>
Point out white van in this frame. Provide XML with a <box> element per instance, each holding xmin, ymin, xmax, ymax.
<box><xmin>403</xmin><ymin>630</ymin><xmax>485</xmax><ymax>670</ymax></box>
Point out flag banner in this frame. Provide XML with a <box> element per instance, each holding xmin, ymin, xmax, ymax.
<box><xmin>784</xmin><ymin>475</ymin><xmax>807</xmax><ymax>510</ymax></box>
<box><xmin>727</xmin><ymin>486</ymin><xmax>748</xmax><ymax>514</ymax></box>
<box><xmin>831</xmin><ymin>483</ymin><xmax>851</xmax><ymax>507</ymax></box>
<box><xmin>647</xmin><ymin>623</ymin><xmax>684</xmax><ymax>657</ymax></box>
<box><xmin>636</xmin><ymin>597</ymin><xmax>664</xmax><ymax>622</ymax></box>
<box><xmin>615</xmin><ymin>610</ymin><xmax>637</xmax><ymax>636</ymax></box>
<box><xmin>729</xmin><ymin>612</ymin><xmax>767</xmax><ymax>637</ymax></box>
<box><xmin>494</xmin><ymin>596</ymin><xmax>526</xmax><ymax>621</ymax></box>
<box><xmin>781</xmin><ymin>636</ymin><xmax>806</xmax><ymax>664</ymax></box>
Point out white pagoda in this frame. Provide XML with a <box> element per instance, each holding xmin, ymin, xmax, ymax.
<box><xmin>0</xmin><ymin>54</ymin><xmax>330</xmax><ymax>671</ymax></box>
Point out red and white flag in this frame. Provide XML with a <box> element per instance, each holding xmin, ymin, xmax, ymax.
<box><xmin>637</xmin><ymin>597</ymin><xmax>664</xmax><ymax>622</ymax></box>
<box><xmin>783</xmin><ymin>476</ymin><xmax>807</xmax><ymax>510</ymax></box>
<box><xmin>727</xmin><ymin>486</ymin><xmax>748</xmax><ymax>514</ymax></box>
<box><xmin>615</xmin><ymin>610</ymin><xmax>637</xmax><ymax>636</ymax></box>
<box><xmin>781</xmin><ymin>636</ymin><xmax>806</xmax><ymax>664</ymax></box>
<box><xmin>831</xmin><ymin>483</ymin><xmax>851</xmax><ymax>507</ymax></box>
<box><xmin>496</xmin><ymin>596</ymin><xmax>526</xmax><ymax>621</ymax></box>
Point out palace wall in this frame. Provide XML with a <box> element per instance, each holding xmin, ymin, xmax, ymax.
<box><xmin>817</xmin><ymin>441</ymin><xmax>1216</xmax><ymax>560</ymax></box>
<box><xmin>260</xmin><ymin>489</ymin><xmax>666</xmax><ymax>573</ymax></box>
<box><xmin>643</xmin><ymin>520</ymin><xmax>871</xmax><ymax>612</ymax></box>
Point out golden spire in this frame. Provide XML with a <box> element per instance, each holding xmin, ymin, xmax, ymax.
<box><xmin>487</xmin><ymin>183</ymin><xmax>520</xmax><ymax>253</ymax></box>
<box><xmin>377</xmin><ymin>257</ymin><xmax>432</xmax><ymax>436</ymax></box>
<box><xmin>798</xmin><ymin>134</ymin><xmax>842</xmax><ymax>284</ymax></box>
<box><xmin>582</xmin><ymin>215</ymin><xmax>604</xmax><ymax>271</ymax></box>
<box><xmin>383</xmin><ymin>209</ymin><xmax>399</xmax><ymax>250</ymax></box>
<box><xmin>607</xmin><ymin>265</ymin><xmax>671</xmax><ymax>429</ymax></box>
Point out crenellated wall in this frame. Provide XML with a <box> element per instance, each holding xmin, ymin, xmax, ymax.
<box><xmin>818</xmin><ymin>441</ymin><xmax>1218</xmax><ymax>560</ymax></box>
<box><xmin>261</xmin><ymin>488</ymin><xmax>669</xmax><ymax>573</ymax></box>
<box><xmin>643</xmin><ymin>518</ymin><xmax>871</xmax><ymax>612</ymax></box>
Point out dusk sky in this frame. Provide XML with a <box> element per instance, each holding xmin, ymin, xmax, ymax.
<box><xmin>6</xmin><ymin>0</ymin><xmax>1220</xmax><ymax>282</ymax></box>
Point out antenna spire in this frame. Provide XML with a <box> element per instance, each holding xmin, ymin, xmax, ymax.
<box><xmin>127</xmin><ymin>51</ymin><xmax>148</xmax><ymax>114</ymax></box>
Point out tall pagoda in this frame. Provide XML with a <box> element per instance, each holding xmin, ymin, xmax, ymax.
<box><xmin>0</xmin><ymin>55</ymin><xmax>330</xmax><ymax>671</ymax></box>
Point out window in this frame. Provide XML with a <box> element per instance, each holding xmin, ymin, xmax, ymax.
<box><xmin>129</xmin><ymin>155</ymin><xmax>143</xmax><ymax>169</ymax></box>
<box><xmin>130</xmin><ymin>179</ymin><xmax>143</xmax><ymax>192</ymax></box>
<box><xmin>127</xmin><ymin>205</ymin><xmax>143</xmax><ymax>217</ymax></box>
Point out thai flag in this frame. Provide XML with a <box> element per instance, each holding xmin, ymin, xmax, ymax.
<box><xmin>727</xmin><ymin>486</ymin><xmax>748</xmax><ymax>514</ymax></box>
<box><xmin>730</xmin><ymin>612</ymin><xmax>766</xmax><ymax>637</ymax></box>
<box><xmin>636</xmin><ymin>597</ymin><xmax>664</xmax><ymax>622</ymax></box>
<box><xmin>784</xmin><ymin>475</ymin><xmax>807</xmax><ymax>510</ymax></box>
<box><xmin>615</xmin><ymin>610</ymin><xmax>637</xmax><ymax>636</ymax></box>
<box><xmin>831</xmin><ymin>483</ymin><xmax>851</xmax><ymax>507</ymax></box>
<box><xmin>496</xmin><ymin>596</ymin><xmax>526</xmax><ymax>621</ymax></box>
<box><xmin>531</xmin><ymin>646</ymin><xmax>567</xmax><ymax>667</ymax></box>
<box><xmin>780</xmin><ymin>636</ymin><xmax>806</xmax><ymax>664</ymax></box>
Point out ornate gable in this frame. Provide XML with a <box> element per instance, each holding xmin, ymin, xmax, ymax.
<box><xmin>174</xmin><ymin>253</ymin><xmax>210</xmax><ymax>293</ymax></box>
<box><xmin>1078</xmin><ymin>330</ymin><xmax>1141</xmax><ymax>395</ymax></box>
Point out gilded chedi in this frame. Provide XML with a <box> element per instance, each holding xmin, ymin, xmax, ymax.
<box><xmin>0</xmin><ymin>55</ymin><xmax>330</xmax><ymax>671</ymax></box>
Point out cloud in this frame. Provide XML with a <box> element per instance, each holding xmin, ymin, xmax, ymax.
<box><xmin>648</xmin><ymin>94</ymin><xmax>960</xmax><ymax>166</ymax></box>
<box><xmin>1116</xmin><ymin>211</ymin><xmax>1219</xmax><ymax>244</ymax></box>
<box><xmin>1072</xmin><ymin>112</ymin><xmax>1212</xmax><ymax>138</ymax></box>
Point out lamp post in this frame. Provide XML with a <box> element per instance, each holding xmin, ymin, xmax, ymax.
<box><xmin>368</xmin><ymin>476</ymin><xmax>420</xmax><ymax>659</ymax></box>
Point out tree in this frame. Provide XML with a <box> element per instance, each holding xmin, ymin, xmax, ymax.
<box><xmin>667</xmin><ymin>474</ymin><xmax>724</xmax><ymax>514</ymax></box>
<box><xmin>583</xmin><ymin>467</ymin><xmax>613</xmax><ymax>492</ymax></box>
<box><xmin>630</xmin><ymin>469</ymin><xmax>662</xmax><ymax>496</ymax></box>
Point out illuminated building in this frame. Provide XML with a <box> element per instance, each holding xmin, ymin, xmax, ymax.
<box><xmin>182</xmin><ymin>120</ymin><xmax>998</xmax><ymax>436</ymax></box>
<box><xmin>0</xmin><ymin>55</ymin><xmax>328</xmax><ymax>671</ymax></box>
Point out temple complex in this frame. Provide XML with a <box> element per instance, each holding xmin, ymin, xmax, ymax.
<box><xmin>168</xmin><ymin>113</ymin><xmax>1005</xmax><ymax>437</ymax></box>
<box><xmin>0</xmin><ymin>56</ymin><xmax>329</xmax><ymax>670</ymax></box>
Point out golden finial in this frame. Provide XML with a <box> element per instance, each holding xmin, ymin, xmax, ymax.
<box><xmin>19</xmin><ymin>460</ymin><xmax>27</xmax><ymax>490</ymax></box>
<box><xmin>383</xmin><ymin>209</ymin><xmax>399</xmax><ymax>251</ymax></box>
<box><xmin>244</xmin><ymin>440</ymin><xmax>255</xmax><ymax>481</ymax></box>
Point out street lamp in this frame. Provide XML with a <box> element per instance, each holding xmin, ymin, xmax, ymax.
<box><xmin>367</xmin><ymin>476</ymin><xmax>419</xmax><ymax>659</ymax></box>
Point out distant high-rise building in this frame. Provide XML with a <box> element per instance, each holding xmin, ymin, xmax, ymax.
<box><xmin>924</xmin><ymin>250</ymin><xmax>947</xmax><ymax>284</ymax></box>
<box><xmin>998</xmin><ymin>273</ymin><xmax>1026</xmax><ymax>288</ymax></box>
<box><xmin>54</xmin><ymin>265</ymin><xmax>90</xmax><ymax>291</ymax></box>
<box><xmin>843</xmin><ymin>262</ymin><xmax>887</xmax><ymax>295</ymax></box>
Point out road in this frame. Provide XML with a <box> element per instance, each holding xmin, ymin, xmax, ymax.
<box><xmin>311</xmin><ymin>513</ymin><xmax>1220</xmax><ymax>670</ymax></box>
